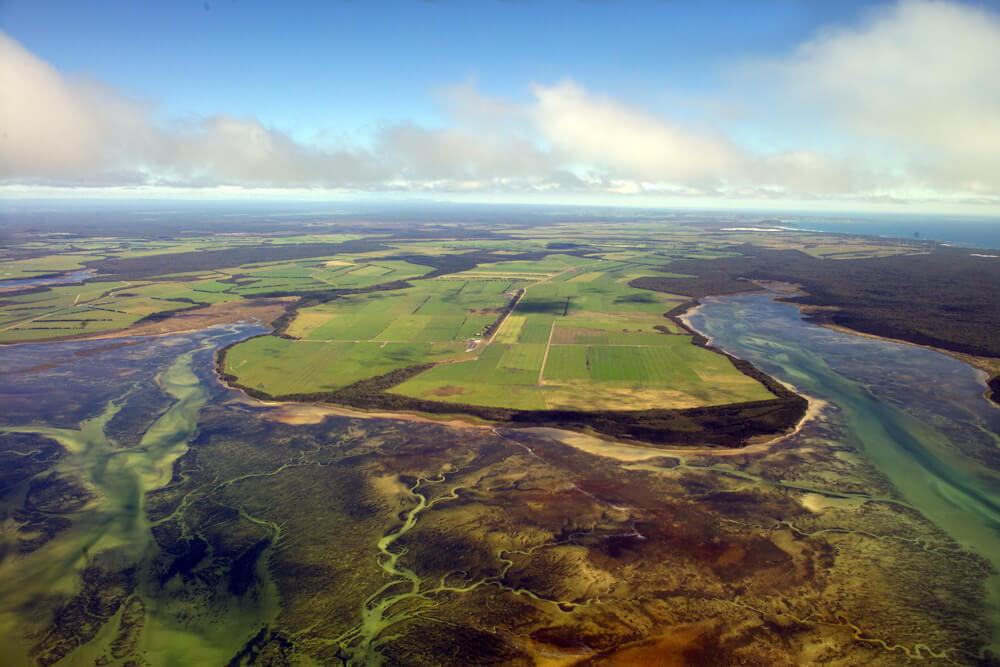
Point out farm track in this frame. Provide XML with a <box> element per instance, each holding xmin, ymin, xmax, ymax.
<box><xmin>537</xmin><ymin>320</ymin><xmax>555</xmax><ymax>385</ymax></box>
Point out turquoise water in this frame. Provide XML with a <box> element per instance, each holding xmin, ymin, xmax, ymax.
<box><xmin>688</xmin><ymin>293</ymin><xmax>1000</xmax><ymax>642</ymax></box>
<box><xmin>689</xmin><ymin>294</ymin><xmax>1000</xmax><ymax>555</ymax></box>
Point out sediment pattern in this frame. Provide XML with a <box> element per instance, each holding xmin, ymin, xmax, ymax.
<box><xmin>0</xmin><ymin>312</ymin><xmax>997</xmax><ymax>665</ymax></box>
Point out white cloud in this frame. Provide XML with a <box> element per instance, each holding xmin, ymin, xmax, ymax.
<box><xmin>160</xmin><ymin>116</ymin><xmax>385</xmax><ymax>187</ymax></box>
<box><xmin>526</xmin><ymin>80</ymin><xmax>861</xmax><ymax>197</ymax></box>
<box><xmin>531</xmin><ymin>80</ymin><xmax>744</xmax><ymax>186</ymax></box>
<box><xmin>3</xmin><ymin>1</ymin><xmax>1000</xmax><ymax>206</ymax></box>
<box><xmin>375</xmin><ymin>121</ymin><xmax>554</xmax><ymax>183</ymax></box>
<box><xmin>0</xmin><ymin>32</ymin><xmax>384</xmax><ymax>188</ymax></box>
<box><xmin>758</xmin><ymin>0</ymin><xmax>1000</xmax><ymax>195</ymax></box>
<box><xmin>0</xmin><ymin>33</ymin><xmax>148</xmax><ymax>182</ymax></box>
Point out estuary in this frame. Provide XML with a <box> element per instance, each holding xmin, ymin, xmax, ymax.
<box><xmin>2</xmin><ymin>294</ymin><xmax>999</xmax><ymax>664</ymax></box>
<box><xmin>687</xmin><ymin>293</ymin><xmax>1000</xmax><ymax>651</ymax></box>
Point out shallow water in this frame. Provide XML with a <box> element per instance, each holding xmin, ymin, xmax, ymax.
<box><xmin>0</xmin><ymin>323</ymin><xmax>275</xmax><ymax>665</ymax></box>
<box><xmin>688</xmin><ymin>293</ymin><xmax>1000</xmax><ymax>640</ymax></box>
<box><xmin>0</xmin><ymin>269</ymin><xmax>95</xmax><ymax>289</ymax></box>
<box><xmin>3</xmin><ymin>297</ymin><xmax>1000</xmax><ymax>662</ymax></box>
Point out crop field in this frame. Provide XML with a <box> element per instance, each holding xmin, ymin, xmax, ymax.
<box><xmin>0</xmin><ymin>248</ymin><xmax>436</xmax><ymax>342</ymax></box>
<box><xmin>381</xmin><ymin>257</ymin><xmax>773</xmax><ymax>410</ymax></box>
<box><xmin>286</xmin><ymin>279</ymin><xmax>520</xmax><ymax>343</ymax></box>
<box><xmin>2</xmin><ymin>223</ymin><xmax>794</xmax><ymax>412</ymax></box>
<box><xmin>539</xmin><ymin>345</ymin><xmax>589</xmax><ymax>379</ymax></box>
<box><xmin>226</xmin><ymin>277</ymin><xmax>526</xmax><ymax>391</ymax></box>
<box><xmin>392</xmin><ymin>322</ymin><xmax>772</xmax><ymax>410</ymax></box>
<box><xmin>515</xmin><ymin>315</ymin><xmax>556</xmax><ymax>344</ymax></box>
<box><xmin>0</xmin><ymin>279</ymin><xmax>250</xmax><ymax>342</ymax></box>
<box><xmin>0</xmin><ymin>253</ymin><xmax>103</xmax><ymax>279</ymax></box>
<box><xmin>217</xmin><ymin>237</ymin><xmax>777</xmax><ymax>412</ymax></box>
<box><xmin>213</xmin><ymin>259</ymin><xmax>432</xmax><ymax>296</ymax></box>
<box><xmin>225</xmin><ymin>336</ymin><xmax>467</xmax><ymax>395</ymax></box>
<box><xmin>0</xmin><ymin>282</ymin><xmax>127</xmax><ymax>340</ymax></box>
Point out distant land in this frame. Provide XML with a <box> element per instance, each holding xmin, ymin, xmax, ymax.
<box><xmin>2</xmin><ymin>203</ymin><xmax>1000</xmax><ymax>665</ymax></box>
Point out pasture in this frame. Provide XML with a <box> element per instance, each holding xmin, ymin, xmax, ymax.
<box><xmin>381</xmin><ymin>256</ymin><xmax>773</xmax><ymax>410</ymax></box>
<box><xmin>3</xmin><ymin>225</ymin><xmax>784</xmax><ymax>414</ymax></box>
<box><xmin>225</xmin><ymin>337</ymin><xmax>467</xmax><ymax>395</ymax></box>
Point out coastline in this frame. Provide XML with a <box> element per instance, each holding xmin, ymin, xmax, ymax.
<box><xmin>209</xmin><ymin>295</ymin><xmax>811</xmax><ymax>452</ymax></box>
<box><xmin>682</xmin><ymin>286</ymin><xmax>1000</xmax><ymax>410</ymax></box>
<box><xmin>241</xmin><ymin>395</ymin><xmax>494</xmax><ymax>430</ymax></box>
<box><xmin>677</xmin><ymin>296</ymin><xmax>825</xmax><ymax>453</ymax></box>
<box><xmin>520</xmin><ymin>386</ymin><xmax>828</xmax><ymax>461</ymax></box>
<box><xmin>223</xmin><ymin>384</ymin><xmax>826</xmax><ymax>461</ymax></box>
<box><xmin>795</xmin><ymin>306</ymin><xmax>1000</xmax><ymax>408</ymax></box>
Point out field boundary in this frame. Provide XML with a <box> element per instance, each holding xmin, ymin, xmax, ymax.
<box><xmin>537</xmin><ymin>319</ymin><xmax>555</xmax><ymax>385</ymax></box>
<box><xmin>215</xmin><ymin>339</ymin><xmax>807</xmax><ymax>448</ymax></box>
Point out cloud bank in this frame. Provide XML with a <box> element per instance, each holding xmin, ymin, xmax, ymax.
<box><xmin>2</xmin><ymin>0</ymin><xmax>999</xmax><ymax>205</ymax></box>
<box><xmin>757</xmin><ymin>0</ymin><xmax>1000</xmax><ymax>198</ymax></box>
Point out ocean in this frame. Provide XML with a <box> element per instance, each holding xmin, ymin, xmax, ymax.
<box><xmin>783</xmin><ymin>213</ymin><xmax>1000</xmax><ymax>251</ymax></box>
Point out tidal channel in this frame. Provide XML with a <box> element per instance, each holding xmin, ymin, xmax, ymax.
<box><xmin>686</xmin><ymin>292</ymin><xmax>1000</xmax><ymax>649</ymax></box>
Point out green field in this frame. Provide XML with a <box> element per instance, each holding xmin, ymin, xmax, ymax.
<box><xmin>2</xmin><ymin>223</ymin><xmax>792</xmax><ymax>411</ymax></box>
<box><xmin>215</xmin><ymin>243</ymin><xmax>778</xmax><ymax>411</ymax></box>
<box><xmin>0</xmin><ymin>251</ymin><xmax>434</xmax><ymax>342</ymax></box>
<box><xmin>0</xmin><ymin>279</ymin><xmax>247</xmax><ymax>341</ymax></box>
<box><xmin>226</xmin><ymin>337</ymin><xmax>467</xmax><ymax>395</ymax></box>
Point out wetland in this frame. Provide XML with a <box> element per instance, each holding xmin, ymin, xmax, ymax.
<box><xmin>2</xmin><ymin>290</ymin><xmax>999</xmax><ymax>664</ymax></box>
<box><xmin>2</xmin><ymin>214</ymin><xmax>1000</xmax><ymax>665</ymax></box>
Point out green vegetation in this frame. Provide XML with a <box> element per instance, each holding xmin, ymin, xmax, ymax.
<box><xmin>0</xmin><ymin>253</ymin><xmax>101</xmax><ymax>279</ymax></box>
<box><xmin>226</xmin><ymin>337</ymin><xmax>466</xmax><ymax>396</ymax></box>
<box><xmin>633</xmin><ymin>244</ymin><xmax>1000</xmax><ymax>360</ymax></box>
<box><xmin>204</xmin><ymin>236</ymin><xmax>802</xmax><ymax>446</ymax></box>
<box><xmin>3</xmin><ymin>215</ymin><xmax>997</xmax><ymax>666</ymax></box>
<box><xmin>4</xmin><ymin>284</ymin><xmax>994</xmax><ymax>666</ymax></box>
<box><xmin>216</xmin><ymin>246</ymin><xmax>774</xmax><ymax>414</ymax></box>
<box><xmin>13</xmin><ymin>215</ymin><xmax>975</xmax><ymax>441</ymax></box>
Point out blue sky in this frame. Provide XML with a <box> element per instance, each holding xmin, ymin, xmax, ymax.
<box><xmin>2</xmin><ymin>0</ymin><xmax>999</xmax><ymax>212</ymax></box>
<box><xmin>3</xmin><ymin>1</ymin><xmax>867</xmax><ymax>132</ymax></box>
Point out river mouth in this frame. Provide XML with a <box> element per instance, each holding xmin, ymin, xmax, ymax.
<box><xmin>2</xmin><ymin>296</ymin><xmax>999</xmax><ymax>664</ymax></box>
<box><xmin>686</xmin><ymin>292</ymin><xmax>1000</xmax><ymax>649</ymax></box>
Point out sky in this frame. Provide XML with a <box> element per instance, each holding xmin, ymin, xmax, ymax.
<box><xmin>2</xmin><ymin>0</ymin><xmax>1000</xmax><ymax>213</ymax></box>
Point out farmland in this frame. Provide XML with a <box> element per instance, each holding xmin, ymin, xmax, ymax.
<box><xmin>3</xmin><ymin>210</ymin><xmax>951</xmax><ymax>439</ymax></box>
<box><xmin>0</xmin><ymin>248</ymin><xmax>430</xmax><ymax>343</ymax></box>
<box><xmin>223</xmin><ymin>249</ymin><xmax>776</xmax><ymax>412</ymax></box>
<box><xmin>2</xmin><ymin>206</ymin><xmax>997</xmax><ymax>667</ymax></box>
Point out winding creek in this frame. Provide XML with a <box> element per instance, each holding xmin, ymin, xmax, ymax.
<box><xmin>2</xmin><ymin>292</ymin><xmax>1000</xmax><ymax>662</ymax></box>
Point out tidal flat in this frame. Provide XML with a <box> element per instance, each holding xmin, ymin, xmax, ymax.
<box><xmin>1</xmin><ymin>294</ymin><xmax>999</xmax><ymax>665</ymax></box>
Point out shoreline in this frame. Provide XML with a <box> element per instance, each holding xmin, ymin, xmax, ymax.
<box><xmin>809</xmin><ymin>319</ymin><xmax>1000</xmax><ymax>401</ymax></box>
<box><xmin>677</xmin><ymin>297</ymin><xmax>825</xmax><ymax>455</ymax></box>
<box><xmin>685</xmin><ymin>289</ymin><xmax>1000</xmax><ymax>409</ymax></box>
<box><xmin>792</xmin><ymin>305</ymin><xmax>1000</xmax><ymax>408</ymax></box>
<box><xmin>210</xmin><ymin>298</ymin><xmax>814</xmax><ymax>455</ymax></box>
<box><xmin>223</xmin><ymin>387</ymin><xmax>827</xmax><ymax>461</ymax></box>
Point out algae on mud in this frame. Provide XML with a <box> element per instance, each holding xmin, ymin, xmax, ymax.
<box><xmin>687</xmin><ymin>293</ymin><xmax>1000</xmax><ymax>655</ymax></box>
<box><xmin>2</xmin><ymin>295</ymin><xmax>1000</xmax><ymax>664</ymax></box>
<box><xmin>0</xmin><ymin>325</ymin><xmax>282</xmax><ymax>666</ymax></box>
